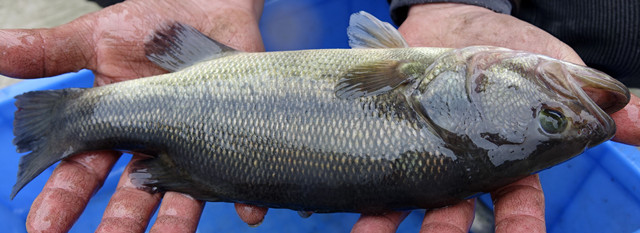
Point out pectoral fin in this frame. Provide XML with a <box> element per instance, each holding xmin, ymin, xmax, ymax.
<box><xmin>144</xmin><ymin>22</ymin><xmax>238</xmax><ymax>72</ymax></box>
<box><xmin>347</xmin><ymin>11</ymin><xmax>408</xmax><ymax>48</ymax></box>
<box><xmin>335</xmin><ymin>60</ymin><xmax>425</xmax><ymax>99</ymax></box>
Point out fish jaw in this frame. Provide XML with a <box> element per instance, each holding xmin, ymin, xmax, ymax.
<box><xmin>535</xmin><ymin>59</ymin><xmax>630</xmax><ymax>147</ymax></box>
<box><xmin>566</xmin><ymin>64</ymin><xmax>630</xmax><ymax>114</ymax></box>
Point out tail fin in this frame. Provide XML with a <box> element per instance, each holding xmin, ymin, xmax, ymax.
<box><xmin>11</xmin><ymin>88</ymin><xmax>85</xmax><ymax>199</ymax></box>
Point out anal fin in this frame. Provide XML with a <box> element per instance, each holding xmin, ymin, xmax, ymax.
<box><xmin>129</xmin><ymin>156</ymin><xmax>220</xmax><ymax>202</ymax></box>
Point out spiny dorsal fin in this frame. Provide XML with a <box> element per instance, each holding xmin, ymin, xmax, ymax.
<box><xmin>335</xmin><ymin>60</ymin><xmax>424</xmax><ymax>99</ymax></box>
<box><xmin>144</xmin><ymin>22</ymin><xmax>238</xmax><ymax>72</ymax></box>
<box><xmin>347</xmin><ymin>11</ymin><xmax>409</xmax><ymax>49</ymax></box>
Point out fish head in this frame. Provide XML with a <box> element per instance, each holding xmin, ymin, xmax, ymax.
<box><xmin>413</xmin><ymin>46</ymin><xmax>630</xmax><ymax>170</ymax></box>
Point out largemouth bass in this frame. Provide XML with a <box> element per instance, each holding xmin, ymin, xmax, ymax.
<box><xmin>11</xmin><ymin>12</ymin><xmax>629</xmax><ymax>213</ymax></box>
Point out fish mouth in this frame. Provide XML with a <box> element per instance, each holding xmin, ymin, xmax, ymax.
<box><xmin>569</xmin><ymin>65</ymin><xmax>629</xmax><ymax>145</ymax></box>
<box><xmin>537</xmin><ymin>60</ymin><xmax>630</xmax><ymax>145</ymax></box>
<box><xmin>566</xmin><ymin>65</ymin><xmax>630</xmax><ymax>115</ymax></box>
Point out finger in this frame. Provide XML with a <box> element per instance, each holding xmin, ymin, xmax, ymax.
<box><xmin>351</xmin><ymin>211</ymin><xmax>409</xmax><ymax>233</ymax></box>
<box><xmin>26</xmin><ymin>151</ymin><xmax>120</xmax><ymax>233</ymax></box>
<box><xmin>234</xmin><ymin>203</ymin><xmax>268</xmax><ymax>226</ymax></box>
<box><xmin>149</xmin><ymin>192</ymin><xmax>204</xmax><ymax>233</ymax></box>
<box><xmin>96</xmin><ymin>155</ymin><xmax>162</xmax><ymax>233</ymax></box>
<box><xmin>420</xmin><ymin>199</ymin><xmax>475</xmax><ymax>233</ymax></box>
<box><xmin>0</xmin><ymin>22</ymin><xmax>93</xmax><ymax>79</ymax></box>
<box><xmin>612</xmin><ymin>94</ymin><xmax>640</xmax><ymax>146</ymax></box>
<box><xmin>491</xmin><ymin>174</ymin><xmax>545</xmax><ymax>233</ymax></box>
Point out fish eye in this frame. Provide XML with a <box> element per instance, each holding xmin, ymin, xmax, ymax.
<box><xmin>538</xmin><ymin>108</ymin><xmax>568</xmax><ymax>134</ymax></box>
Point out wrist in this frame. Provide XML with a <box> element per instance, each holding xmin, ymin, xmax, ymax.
<box><xmin>399</xmin><ymin>2</ymin><xmax>583</xmax><ymax>64</ymax></box>
<box><xmin>177</xmin><ymin>0</ymin><xmax>264</xmax><ymax>20</ymax></box>
<box><xmin>406</xmin><ymin>3</ymin><xmax>495</xmax><ymax>22</ymax></box>
<box><xmin>400</xmin><ymin>3</ymin><xmax>500</xmax><ymax>46</ymax></box>
<box><xmin>407</xmin><ymin>1</ymin><xmax>511</xmax><ymax>14</ymax></box>
<box><xmin>213</xmin><ymin>0</ymin><xmax>264</xmax><ymax>19</ymax></box>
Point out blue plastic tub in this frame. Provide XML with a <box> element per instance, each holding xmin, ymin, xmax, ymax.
<box><xmin>1</xmin><ymin>0</ymin><xmax>639</xmax><ymax>232</ymax></box>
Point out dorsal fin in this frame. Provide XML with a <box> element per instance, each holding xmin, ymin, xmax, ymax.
<box><xmin>144</xmin><ymin>22</ymin><xmax>238</xmax><ymax>72</ymax></box>
<box><xmin>347</xmin><ymin>11</ymin><xmax>409</xmax><ymax>49</ymax></box>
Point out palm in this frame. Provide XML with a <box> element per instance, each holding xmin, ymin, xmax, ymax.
<box><xmin>398</xmin><ymin>4</ymin><xmax>582</xmax><ymax>64</ymax></box>
<box><xmin>72</xmin><ymin>2</ymin><xmax>171</xmax><ymax>85</ymax></box>
<box><xmin>82</xmin><ymin>1</ymin><xmax>262</xmax><ymax>85</ymax></box>
<box><xmin>1</xmin><ymin>0</ymin><xmax>263</xmax><ymax>85</ymax></box>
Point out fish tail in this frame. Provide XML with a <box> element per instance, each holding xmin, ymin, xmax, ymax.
<box><xmin>11</xmin><ymin>88</ymin><xmax>85</xmax><ymax>199</ymax></box>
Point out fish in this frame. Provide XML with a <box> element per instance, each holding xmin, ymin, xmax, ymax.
<box><xmin>11</xmin><ymin>11</ymin><xmax>629</xmax><ymax>214</ymax></box>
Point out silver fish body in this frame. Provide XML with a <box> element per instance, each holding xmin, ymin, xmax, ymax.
<box><xmin>11</xmin><ymin>12</ymin><xmax>629</xmax><ymax>213</ymax></box>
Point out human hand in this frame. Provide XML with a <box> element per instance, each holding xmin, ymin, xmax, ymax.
<box><xmin>351</xmin><ymin>3</ymin><xmax>640</xmax><ymax>233</ymax></box>
<box><xmin>0</xmin><ymin>0</ymin><xmax>268</xmax><ymax>232</ymax></box>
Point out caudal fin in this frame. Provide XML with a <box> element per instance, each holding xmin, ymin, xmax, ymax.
<box><xmin>11</xmin><ymin>88</ymin><xmax>85</xmax><ymax>199</ymax></box>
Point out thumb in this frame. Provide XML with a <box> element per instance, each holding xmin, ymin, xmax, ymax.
<box><xmin>0</xmin><ymin>22</ymin><xmax>93</xmax><ymax>79</ymax></box>
<box><xmin>612</xmin><ymin>94</ymin><xmax>640</xmax><ymax>146</ymax></box>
